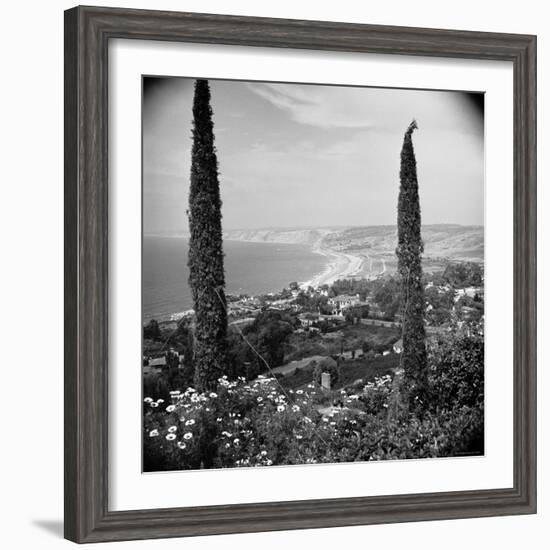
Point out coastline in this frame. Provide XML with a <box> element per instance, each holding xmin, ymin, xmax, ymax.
<box><xmin>300</xmin><ymin>245</ymin><xmax>368</xmax><ymax>289</ymax></box>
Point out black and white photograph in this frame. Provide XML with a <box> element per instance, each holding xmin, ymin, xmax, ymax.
<box><xmin>142</xmin><ymin>77</ymin><xmax>485</xmax><ymax>471</ymax></box>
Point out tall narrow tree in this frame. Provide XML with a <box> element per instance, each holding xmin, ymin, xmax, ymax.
<box><xmin>188</xmin><ymin>79</ymin><xmax>228</xmax><ymax>391</ymax></box>
<box><xmin>396</xmin><ymin>120</ymin><xmax>427</xmax><ymax>405</ymax></box>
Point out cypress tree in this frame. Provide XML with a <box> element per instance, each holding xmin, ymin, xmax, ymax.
<box><xmin>188</xmin><ymin>79</ymin><xmax>228</xmax><ymax>391</ymax></box>
<box><xmin>396</xmin><ymin>120</ymin><xmax>427</xmax><ymax>405</ymax></box>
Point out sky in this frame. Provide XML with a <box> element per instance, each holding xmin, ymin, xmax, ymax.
<box><xmin>143</xmin><ymin>77</ymin><xmax>484</xmax><ymax>234</ymax></box>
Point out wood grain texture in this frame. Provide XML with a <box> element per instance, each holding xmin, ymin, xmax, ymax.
<box><xmin>64</xmin><ymin>5</ymin><xmax>537</xmax><ymax>543</ymax></box>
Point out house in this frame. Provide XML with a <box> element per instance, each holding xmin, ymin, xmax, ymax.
<box><xmin>327</xmin><ymin>294</ymin><xmax>360</xmax><ymax>315</ymax></box>
<box><xmin>393</xmin><ymin>339</ymin><xmax>403</xmax><ymax>354</ymax></box>
<box><xmin>454</xmin><ymin>286</ymin><xmax>482</xmax><ymax>302</ymax></box>
<box><xmin>298</xmin><ymin>313</ymin><xmax>319</xmax><ymax>327</ymax></box>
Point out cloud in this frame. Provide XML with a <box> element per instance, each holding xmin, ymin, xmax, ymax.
<box><xmin>246</xmin><ymin>82</ymin><xmax>483</xmax><ymax>138</ymax></box>
<box><xmin>247</xmin><ymin>83</ymin><xmax>376</xmax><ymax>129</ymax></box>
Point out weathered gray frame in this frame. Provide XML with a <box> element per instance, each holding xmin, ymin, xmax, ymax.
<box><xmin>64</xmin><ymin>5</ymin><xmax>537</xmax><ymax>543</ymax></box>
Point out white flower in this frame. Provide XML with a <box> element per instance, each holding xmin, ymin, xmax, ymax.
<box><xmin>185</xmin><ymin>419</ymin><xmax>195</xmax><ymax>426</ymax></box>
<box><xmin>169</xmin><ymin>390</ymin><xmax>181</xmax><ymax>396</ymax></box>
<box><xmin>144</xmin><ymin>397</ymin><xmax>153</xmax><ymax>403</ymax></box>
<box><xmin>167</xmin><ymin>426</ymin><xmax>177</xmax><ymax>433</ymax></box>
<box><xmin>322</xmin><ymin>417</ymin><xmax>329</xmax><ymax>423</ymax></box>
<box><xmin>257</xmin><ymin>397</ymin><xmax>263</xmax><ymax>402</ymax></box>
<box><xmin>183</xmin><ymin>432</ymin><xmax>193</xmax><ymax>440</ymax></box>
<box><xmin>149</xmin><ymin>429</ymin><xmax>159</xmax><ymax>437</ymax></box>
<box><xmin>292</xmin><ymin>405</ymin><xmax>300</xmax><ymax>412</ymax></box>
<box><xmin>157</xmin><ymin>399</ymin><xmax>165</xmax><ymax>404</ymax></box>
<box><xmin>295</xmin><ymin>434</ymin><xmax>303</xmax><ymax>440</ymax></box>
<box><xmin>209</xmin><ymin>392</ymin><xmax>218</xmax><ymax>398</ymax></box>
<box><xmin>296</xmin><ymin>389</ymin><xmax>304</xmax><ymax>395</ymax></box>
<box><xmin>150</xmin><ymin>402</ymin><xmax>159</xmax><ymax>408</ymax></box>
<box><xmin>277</xmin><ymin>405</ymin><xmax>285</xmax><ymax>412</ymax></box>
<box><xmin>260</xmin><ymin>450</ymin><xmax>268</xmax><ymax>456</ymax></box>
<box><xmin>165</xmin><ymin>433</ymin><xmax>176</xmax><ymax>441</ymax></box>
<box><xmin>225</xmin><ymin>443</ymin><xmax>230</xmax><ymax>448</ymax></box>
<box><xmin>166</xmin><ymin>405</ymin><xmax>176</xmax><ymax>413</ymax></box>
<box><xmin>233</xmin><ymin>438</ymin><xmax>240</xmax><ymax>446</ymax></box>
<box><xmin>177</xmin><ymin>441</ymin><xmax>186</xmax><ymax>449</ymax></box>
<box><xmin>216</xmin><ymin>417</ymin><xmax>222</xmax><ymax>423</ymax></box>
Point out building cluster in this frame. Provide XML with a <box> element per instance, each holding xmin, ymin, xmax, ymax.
<box><xmin>327</xmin><ymin>294</ymin><xmax>362</xmax><ymax>316</ymax></box>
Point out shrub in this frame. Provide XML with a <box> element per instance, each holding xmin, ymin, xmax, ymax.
<box><xmin>312</xmin><ymin>357</ymin><xmax>339</xmax><ymax>386</ymax></box>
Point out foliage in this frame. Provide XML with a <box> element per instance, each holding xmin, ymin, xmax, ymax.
<box><xmin>372</xmin><ymin>276</ymin><xmax>402</xmax><ymax>319</ymax></box>
<box><xmin>426</xmin><ymin>323</ymin><xmax>484</xmax><ymax>413</ymax></box>
<box><xmin>143</xmin><ymin>326</ymin><xmax>484</xmax><ymax>470</ymax></box>
<box><xmin>330</xmin><ymin>278</ymin><xmax>371</xmax><ymax>301</ymax></box>
<box><xmin>228</xmin><ymin>310</ymin><xmax>294</xmax><ymax>380</ymax></box>
<box><xmin>425</xmin><ymin>285</ymin><xmax>455</xmax><ymax>326</ymax></box>
<box><xmin>396</xmin><ymin>120</ymin><xmax>427</xmax><ymax>405</ymax></box>
<box><xmin>312</xmin><ymin>356</ymin><xmax>339</xmax><ymax>386</ymax></box>
<box><xmin>442</xmin><ymin>262</ymin><xmax>484</xmax><ymax>288</ymax></box>
<box><xmin>295</xmin><ymin>291</ymin><xmax>329</xmax><ymax>313</ymax></box>
<box><xmin>187</xmin><ymin>79</ymin><xmax>228</xmax><ymax>390</ymax></box>
<box><xmin>143</xmin><ymin>319</ymin><xmax>161</xmax><ymax>341</ymax></box>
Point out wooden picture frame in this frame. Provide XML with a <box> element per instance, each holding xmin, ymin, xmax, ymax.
<box><xmin>64</xmin><ymin>5</ymin><xmax>537</xmax><ymax>543</ymax></box>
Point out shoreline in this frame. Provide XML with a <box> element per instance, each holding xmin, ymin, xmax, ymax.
<box><xmin>145</xmin><ymin>241</ymin><xmax>380</xmax><ymax>323</ymax></box>
<box><xmin>300</xmin><ymin>245</ymin><xmax>369</xmax><ymax>289</ymax></box>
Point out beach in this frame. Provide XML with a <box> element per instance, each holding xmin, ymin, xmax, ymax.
<box><xmin>300</xmin><ymin>242</ymin><xmax>393</xmax><ymax>288</ymax></box>
<box><xmin>301</xmin><ymin>246</ymin><xmax>365</xmax><ymax>288</ymax></box>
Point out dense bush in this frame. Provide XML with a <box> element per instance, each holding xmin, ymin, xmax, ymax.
<box><xmin>228</xmin><ymin>310</ymin><xmax>294</xmax><ymax>380</ymax></box>
<box><xmin>441</xmin><ymin>262</ymin><xmax>484</xmax><ymax>288</ymax></box>
<box><xmin>312</xmin><ymin>357</ymin><xmax>339</xmax><ymax>386</ymax></box>
<box><xmin>426</xmin><ymin>324</ymin><xmax>484</xmax><ymax>413</ymax></box>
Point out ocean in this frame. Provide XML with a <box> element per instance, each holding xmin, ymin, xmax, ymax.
<box><xmin>143</xmin><ymin>236</ymin><xmax>328</xmax><ymax>321</ymax></box>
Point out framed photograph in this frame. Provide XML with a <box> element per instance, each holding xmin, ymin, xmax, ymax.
<box><xmin>64</xmin><ymin>6</ymin><xmax>537</xmax><ymax>543</ymax></box>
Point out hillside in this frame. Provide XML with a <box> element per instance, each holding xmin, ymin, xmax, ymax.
<box><xmin>223</xmin><ymin>227</ymin><xmax>336</xmax><ymax>246</ymax></box>
<box><xmin>224</xmin><ymin>224</ymin><xmax>484</xmax><ymax>279</ymax></box>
